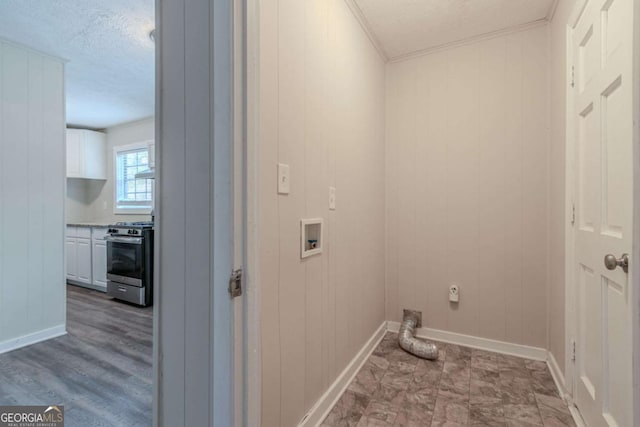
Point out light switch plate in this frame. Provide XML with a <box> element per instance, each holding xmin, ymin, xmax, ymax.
<box><xmin>329</xmin><ymin>187</ymin><xmax>336</xmax><ymax>210</ymax></box>
<box><xmin>278</xmin><ymin>163</ymin><xmax>290</xmax><ymax>194</ymax></box>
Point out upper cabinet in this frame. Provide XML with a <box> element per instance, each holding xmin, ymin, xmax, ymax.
<box><xmin>66</xmin><ymin>129</ymin><xmax>107</xmax><ymax>179</ymax></box>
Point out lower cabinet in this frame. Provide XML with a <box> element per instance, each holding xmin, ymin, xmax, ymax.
<box><xmin>66</xmin><ymin>238</ymin><xmax>77</xmax><ymax>280</ymax></box>
<box><xmin>92</xmin><ymin>239</ymin><xmax>108</xmax><ymax>289</ymax></box>
<box><xmin>76</xmin><ymin>238</ymin><xmax>92</xmax><ymax>285</ymax></box>
<box><xmin>66</xmin><ymin>226</ymin><xmax>108</xmax><ymax>292</ymax></box>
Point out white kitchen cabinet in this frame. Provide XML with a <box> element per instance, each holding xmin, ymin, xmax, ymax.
<box><xmin>66</xmin><ymin>237</ymin><xmax>77</xmax><ymax>280</ymax></box>
<box><xmin>92</xmin><ymin>227</ymin><xmax>108</xmax><ymax>290</ymax></box>
<box><xmin>66</xmin><ymin>225</ymin><xmax>108</xmax><ymax>291</ymax></box>
<box><xmin>76</xmin><ymin>238</ymin><xmax>92</xmax><ymax>285</ymax></box>
<box><xmin>66</xmin><ymin>129</ymin><xmax>107</xmax><ymax>179</ymax></box>
<box><xmin>92</xmin><ymin>241</ymin><xmax>107</xmax><ymax>289</ymax></box>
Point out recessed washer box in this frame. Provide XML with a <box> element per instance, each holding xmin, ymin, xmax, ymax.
<box><xmin>301</xmin><ymin>218</ymin><xmax>323</xmax><ymax>259</ymax></box>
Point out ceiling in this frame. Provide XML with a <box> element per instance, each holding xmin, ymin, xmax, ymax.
<box><xmin>0</xmin><ymin>0</ymin><xmax>154</xmax><ymax>129</ymax></box>
<box><xmin>353</xmin><ymin>0</ymin><xmax>556</xmax><ymax>60</ymax></box>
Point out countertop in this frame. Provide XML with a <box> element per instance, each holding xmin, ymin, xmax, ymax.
<box><xmin>67</xmin><ymin>222</ymin><xmax>112</xmax><ymax>228</ymax></box>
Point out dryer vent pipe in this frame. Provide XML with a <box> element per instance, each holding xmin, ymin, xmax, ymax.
<box><xmin>398</xmin><ymin>311</ymin><xmax>438</xmax><ymax>360</ymax></box>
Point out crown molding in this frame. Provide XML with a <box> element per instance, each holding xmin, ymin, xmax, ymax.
<box><xmin>342</xmin><ymin>0</ymin><xmax>389</xmax><ymax>62</ymax></box>
<box><xmin>389</xmin><ymin>18</ymin><xmax>548</xmax><ymax>64</ymax></box>
<box><xmin>546</xmin><ymin>0</ymin><xmax>560</xmax><ymax>22</ymax></box>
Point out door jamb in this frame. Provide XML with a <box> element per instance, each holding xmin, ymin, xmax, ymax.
<box><xmin>631</xmin><ymin>0</ymin><xmax>640</xmax><ymax>422</ymax></box>
<box><xmin>563</xmin><ymin>0</ymin><xmax>586</xmax><ymax>405</ymax></box>
<box><xmin>243</xmin><ymin>0</ymin><xmax>261</xmax><ymax>425</ymax></box>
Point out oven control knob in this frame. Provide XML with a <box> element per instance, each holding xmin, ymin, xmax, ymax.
<box><xmin>128</xmin><ymin>230</ymin><xmax>133</xmax><ymax>234</ymax></box>
<box><xmin>133</xmin><ymin>230</ymin><xmax>139</xmax><ymax>235</ymax></box>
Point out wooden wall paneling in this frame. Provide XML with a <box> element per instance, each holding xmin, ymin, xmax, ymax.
<box><xmin>477</xmin><ymin>37</ymin><xmax>508</xmax><ymax>341</ymax></box>
<box><xmin>503</xmin><ymin>31</ymin><xmax>526</xmax><ymax>345</ymax></box>
<box><xmin>2</xmin><ymin>44</ymin><xmax>30</xmax><ymax>340</ymax></box>
<box><xmin>27</xmin><ymin>52</ymin><xmax>45</xmax><ymax>334</ymax></box>
<box><xmin>385</xmin><ymin>25</ymin><xmax>550</xmax><ymax>348</ymax></box>
<box><xmin>278</xmin><ymin>0</ymin><xmax>308</xmax><ymax>424</ymax></box>
<box><xmin>521</xmin><ymin>28</ymin><xmax>550</xmax><ymax>348</ymax></box>
<box><xmin>258</xmin><ymin>0</ymin><xmax>282</xmax><ymax>425</ymax></box>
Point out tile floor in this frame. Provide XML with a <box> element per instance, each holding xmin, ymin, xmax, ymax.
<box><xmin>321</xmin><ymin>332</ymin><xmax>576</xmax><ymax>427</ymax></box>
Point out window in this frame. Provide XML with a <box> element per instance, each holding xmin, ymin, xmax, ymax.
<box><xmin>114</xmin><ymin>142</ymin><xmax>154</xmax><ymax>214</ymax></box>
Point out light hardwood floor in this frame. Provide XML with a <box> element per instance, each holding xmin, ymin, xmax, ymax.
<box><xmin>0</xmin><ymin>285</ymin><xmax>152</xmax><ymax>426</ymax></box>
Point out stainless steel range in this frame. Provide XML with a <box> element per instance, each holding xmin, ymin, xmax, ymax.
<box><xmin>105</xmin><ymin>222</ymin><xmax>154</xmax><ymax>306</ymax></box>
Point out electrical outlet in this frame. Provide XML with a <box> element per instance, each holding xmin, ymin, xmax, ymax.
<box><xmin>449</xmin><ymin>284</ymin><xmax>459</xmax><ymax>303</ymax></box>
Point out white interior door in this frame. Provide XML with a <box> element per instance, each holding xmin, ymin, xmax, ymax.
<box><xmin>572</xmin><ymin>0</ymin><xmax>634</xmax><ymax>425</ymax></box>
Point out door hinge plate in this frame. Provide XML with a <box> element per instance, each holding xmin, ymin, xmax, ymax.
<box><xmin>229</xmin><ymin>269</ymin><xmax>242</xmax><ymax>298</ymax></box>
<box><xmin>571</xmin><ymin>203</ymin><xmax>576</xmax><ymax>226</ymax></box>
<box><xmin>571</xmin><ymin>340</ymin><xmax>576</xmax><ymax>362</ymax></box>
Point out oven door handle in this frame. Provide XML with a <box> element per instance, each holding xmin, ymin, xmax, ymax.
<box><xmin>105</xmin><ymin>236</ymin><xmax>143</xmax><ymax>245</ymax></box>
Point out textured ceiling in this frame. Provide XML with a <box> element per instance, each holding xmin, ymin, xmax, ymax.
<box><xmin>0</xmin><ymin>0</ymin><xmax>154</xmax><ymax>128</ymax></box>
<box><xmin>353</xmin><ymin>0</ymin><xmax>555</xmax><ymax>59</ymax></box>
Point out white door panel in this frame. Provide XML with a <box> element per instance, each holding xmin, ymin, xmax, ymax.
<box><xmin>66</xmin><ymin>238</ymin><xmax>77</xmax><ymax>280</ymax></box>
<box><xmin>76</xmin><ymin>238</ymin><xmax>92</xmax><ymax>285</ymax></box>
<box><xmin>92</xmin><ymin>241</ymin><xmax>107</xmax><ymax>289</ymax></box>
<box><xmin>572</xmin><ymin>0</ymin><xmax>634</xmax><ymax>426</ymax></box>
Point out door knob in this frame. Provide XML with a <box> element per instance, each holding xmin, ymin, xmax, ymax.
<box><xmin>604</xmin><ymin>253</ymin><xmax>629</xmax><ymax>273</ymax></box>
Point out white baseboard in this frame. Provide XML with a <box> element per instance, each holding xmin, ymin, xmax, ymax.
<box><xmin>547</xmin><ymin>351</ymin><xmax>587</xmax><ymax>427</ymax></box>
<box><xmin>298</xmin><ymin>321</ymin><xmax>387</xmax><ymax>427</ymax></box>
<box><xmin>546</xmin><ymin>351</ymin><xmax>569</xmax><ymax>400</ymax></box>
<box><xmin>568</xmin><ymin>405</ymin><xmax>587</xmax><ymax>427</ymax></box>
<box><xmin>386</xmin><ymin>321</ymin><xmax>548</xmax><ymax>361</ymax></box>
<box><xmin>0</xmin><ymin>324</ymin><xmax>67</xmax><ymax>355</ymax></box>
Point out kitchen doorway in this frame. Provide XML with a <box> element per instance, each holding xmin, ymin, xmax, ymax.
<box><xmin>0</xmin><ymin>1</ymin><xmax>159</xmax><ymax>425</ymax></box>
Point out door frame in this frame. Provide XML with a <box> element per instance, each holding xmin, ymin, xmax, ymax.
<box><xmin>564</xmin><ymin>0</ymin><xmax>640</xmax><ymax>421</ymax></box>
<box><xmin>243</xmin><ymin>0</ymin><xmax>262</xmax><ymax>425</ymax></box>
<box><xmin>563</xmin><ymin>0</ymin><xmax>586</xmax><ymax>406</ymax></box>
<box><xmin>153</xmin><ymin>0</ymin><xmax>249</xmax><ymax>425</ymax></box>
<box><xmin>235</xmin><ymin>0</ymin><xmax>262</xmax><ymax>425</ymax></box>
<box><xmin>632</xmin><ymin>0</ymin><xmax>640</xmax><ymax>422</ymax></box>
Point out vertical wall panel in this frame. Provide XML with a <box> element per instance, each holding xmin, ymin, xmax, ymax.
<box><xmin>2</xmin><ymin>45</ymin><xmax>30</xmax><ymax>339</ymax></box>
<box><xmin>26</xmin><ymin>53</ymin><xmax>45</xmax><ymax>332</ymax></box>
<box><xmin>258</xmin><ymin>0</ymin><xmax>282</xmax><ymax>425</ymax></box>
<box><xmin>0</xmin><ymin>40</ymin><xmax>65</xmax><ymax>346</ymax></box>
<box><xmin>303</xmin><ymin>0</ymin><xmax>327</xmax><ymax>410</ymax></box>
<box><xmin>445</xmin><ymin>44</ymin><xmax>481</xmax><ymax>337</ymax></box>
<box><xmin>385</xmin><ymin>25</ymin><xmax>550</xmax><ymax>348</ymax></box>
<box><xmin>477</xmin><ymin>37</ymin><xmax>508</xmax><ymax>341</ymax></box>
<box><xmin>503</xmin><ymin>32</ymin><xmax>526</xmax><ymax>344</ymax></box>
<box><xmin>183</xmin><ymin>0</ymin><xmax>211</xmax><ymax>423</ymax></box>
<box><xmin>156</xmin><ymin>0</ymin><xmax>235</xmax><ymax>424</ymax></box>
<box><xmin>424</xmin><ymin>52</ymin><xmax>450</xmax><ymax>331</ymax></box>
<box><xmin>259</xmin><ymin>0</ymin><xmax>387</xmax><ymax>424</ymax></box>
<box><xmin>157</xmin><ymin>0</ymin><xmax>186</xmax><ymax>423</ymax></box>
<box><xmin>40</xmin><ymin>58</ymin><xmax>65</xmax><ymax>329</ymax></box>
<box><xmin>521</xmin><ymin>28</ymin><xmax>549</xmax><ymax>348</ymax></box>
<box><xmin>277</xmin><ymin>0</ymin><xmax>307</xmax><ymax>424</ymax></box>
